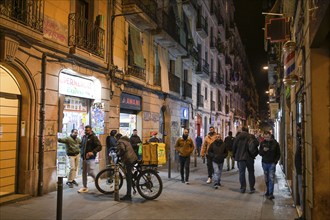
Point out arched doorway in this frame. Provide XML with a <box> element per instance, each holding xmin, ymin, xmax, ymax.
<box><xmin>0</xmin><ymin>65</ymin><xmax>21</xmax><ymax>196</ymax></box>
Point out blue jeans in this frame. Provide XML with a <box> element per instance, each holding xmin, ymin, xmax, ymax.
<box><xmin>179</xmin><ymin>156</ymin><xmax>190</xmax><ymax>181</ymax></box>
<box><xmin>212</xmin><ymin>162</ymin><xmax>223</xmax><ymax>185</ymax></box>
<box><xmin>262</xmin><ymin>162</ymin><xmax>276</xmax><ymax>195</ymax></box>
<box><xmin>237</xmin><ymin>158</ymin><xmax>255</xmax><ymax>190</ymax></box>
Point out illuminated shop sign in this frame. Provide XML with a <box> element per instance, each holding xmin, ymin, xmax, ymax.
<box><xmin>181</xmin><ymin>107</ymin><xmax>189</xmax><ymax>120</ymax></box>
<box><xmin>59</xmin><ymin>73</ymin><xmax>95</xmax><ymax>99</ymax></box>
<box><xmin>120</xmin><ymin>93</ymin><xmax>141</xmax><ymax>111</ymax></box>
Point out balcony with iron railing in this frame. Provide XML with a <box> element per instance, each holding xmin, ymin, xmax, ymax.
<box><xmin>196</xmin><ymin>59</ymin><xmax>209</xmax><ymax>78</ymax></box>
<box><xmin>182</xmin><ymin>81</ymin><xmax>192</xmax><ymax>99</ymax></box>
<box><xmin>210</xmin><ymin>0</ymin><xmax>219</xmax><ymax>23</ymax></box>
<box><xmin>168</xmin><ymin>72</ymin><xmax>181</xmax><ymax>94</ymax></box>
<box><xmin>182</xmin><ymin>39</ymin><xmax>199</xmax><ymax>65</ymax></box>
<box><xmin>210</xmin><ymin>37</ymin><xmax>217</xmax><ymax>53</ymax></box>
<box><xmin>217</xmin><ymin>102</ymin><xmax>222</xmax><ymax>112</ymax></box>
<box><xmin>216</xmin><ymin>74</ymin><xmax>224</xmax><ymax>85</ymax></box>
<box><xmin>153</xmin><ymin>10</ymin><xmax>187</xmax><ymax>56</ymax></box>
<box><xmin>225</xmin><ymin>104</ymin><xmax>230</xmax><ymax>114</ymax></box>
<box><xmin>196</xmin><ymin>15</ymin><xmax>208</xmax><ymax>38</ymax></box>
<box><xmin>122</xmin><ymin>0</ymin><xmax>158</xmax><ymax>31</ymax></box>
<box><xmin>127</xmin><ymin>50</ymin><xmax>146</xmax><ymax>80</ymax></box>
<box><xmin>210</xmin><ymin>72</ymin><xmax>217</xmax><ymax>85</ymax></box>
<box><xmin>225</xmin><ymin>82</ymin><xmax>231</xmax><ymax>91</ymax></box>
<box><xmin>197</xmin><ymin>94</ymin><xmax>204</xmax><ymax>108</ymax></box>
<box><xmin>0</xmin><ymin>0</ymin><xmax>44</xmax><ymax>32</ymax></box>
<box><xmin>68</xmin><ymin>13</ymin><xmax>105</xmax><ymax>58</ymax></box>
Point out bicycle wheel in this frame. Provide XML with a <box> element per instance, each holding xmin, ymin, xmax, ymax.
<box><xmin>136</xmin><ymin>169</ymin><xmax>163</xmax><ymax>200</ymax></box>
<box><xmin>95</xmin><ymin>167</ymin><xmax>124</xmax><ymax>194</ymax></box>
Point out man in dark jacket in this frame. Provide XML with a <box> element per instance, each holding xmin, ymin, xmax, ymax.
<box><xmin>195</xmin><ymin>135</ymin><xmax>203</xmax><ymax>157</ymax></box>
<box><xmin>208</xmin><ymin>135</ymin><xmax>228</xmax><ymax>189</ymax></box>
<box><xmin>78</xmin><ymin>125</ymin><xmax>102</xmax><ymax>193</ymax></box>
<box><xmin>224</xmin><ymin>131</ymin><xmax>235</xmax><ymax>171</ymax></box>
<box><xmin>116</xmin><ymin>133</ymin><xmax>138</xmax><ymax>201</ymax></box>
<box><xmin>232</xmin><ymin>127</ymin><xmax>257</xmax><ymax>193</ymax></box>
<box><xmin>106</xmin><ymin>130</ymin><xmax>117</xmax><ymax>165</ymax></box>
<box><xmin>259</xmin><ymin>131</ymin><xmax>281</xmax><ymax>200</ymax></box>
<box><xmin>130</xmin><ymin>129</ymin><xmax>142</xmax><ymax>158</ymax></box>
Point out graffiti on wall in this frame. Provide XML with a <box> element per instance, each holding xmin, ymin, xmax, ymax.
<box><xmin>43</xmin><ymin>16</ymin><xmax>68</xmax><ymax>45</ymax></box>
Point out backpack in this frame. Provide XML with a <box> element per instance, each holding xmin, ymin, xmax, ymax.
<box><xmin>247</xmin><ymin>135</ymin><xmax>259</xmax><ymax>158</ymax></box>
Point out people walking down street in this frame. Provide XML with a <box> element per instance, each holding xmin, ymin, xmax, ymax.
<box><xmin>58</xmin><ymin>129</ymin><xmax>81</xmax><ymax>188</ymax></box>
<box><xmin>201</xmin><ymin>126</ymin><xmax>218</xmax><ymax>184</ymax></box>
<box><xmin>78</xmin><ymin>125</ymin><xmax>102</xmax><ymax>193</ymax></box>
<box><xmin>259</xmin><ymin>131</ymin><xmax>281</xmax><ymax>200</ymax></box>
<box><xmin>232</xmin><ymin>127</ymin><xmax>258</xmax><ymax>193</ymax></box>
<box><xmin>106</xmin><ymin>130</ymin><xmax>117</xmax><ymax>165</ymax></box>
<box><xmin>208</xmin><ymin>134</ymin><xmax>227</xmax><ymax>189</ymax></box>
<box><xmin>130</xmin><ymin>129</ymin><xmax>142</xmax><ymax>158</ymax></box>
<box><xmin>115</xmin><ymin>133</ymin><xmax>138</xmax><ymax>201</ymax></box>
<box><xmin>175</xmin><ymin>129</ymin><xmax>195</xmax><ymax>184</ymax></box>
<box><xmin>195</xmin><ymin>135</ymin><xmax>203</xmax><ymax>157</ymax></box>
<box><xmin>224</xmin><ymin>131</ymin><xmax>235</xmax><ymax>171</ymax></box>
<box><xmin>149</xmin><ymin>131</ymin><xmax>160</xmax><ymax>143</ymax></box>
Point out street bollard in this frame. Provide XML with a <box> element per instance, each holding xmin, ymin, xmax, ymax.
<box><xmin>56</xmin><ymin>177</ymin><xmax>63</xmax><ymax>220</ymax></box>
<box><xmin>114</xmin><ymin>164</ymin><xmax>119</xmax><ymax>201</ymax></box>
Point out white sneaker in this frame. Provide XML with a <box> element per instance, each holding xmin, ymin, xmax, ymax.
<box><xmin>206</xmin><ymin>178</ymin><xmax>212</xmax><ymax>184</ymax></box>
<box><xmin>77</xmin><ymin>187</ymin><xmax>88</xmax><ymax>193</ymax></box>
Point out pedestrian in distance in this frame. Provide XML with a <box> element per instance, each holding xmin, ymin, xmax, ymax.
<box><xmin>175</xmin><ymin>129</ymin><xmax>195</xmax><ymax>184</ymax></box>
<box><xmin>78</xmin><ymin>125</ymin><xmax>102</xmax><ymax>193</ymax></box>
<box><xmin>130</xmin><ymin>129</ymin><xmax>142</xmax><ymax>158</ymax></box>
<box><xmin>115</xmin><ymin>133</ymin><xmax>138</xmax><ymax>201</ymax></box>
<box><xmin>195</xmin><ymin>135</ymin><xmax>203</xmax><ymax>157</ymax></box>
<box><xmin>106</xmin><ymin>130</ymin><xmax>117</xmax><ymax>165</ymax></box>
<box><xmin>224</xmin><ymin>131</ymin><xmax>235</xmax><ymax>171</ymax></box>
<box><xmin>58</xmin><ymin>129</ymin><xmax>81</xmax><ymax>188</ymax></box>
<box><xmin>149</xmin><ymin>131</ymin><xmax>160</xmax><ymax>143</ymax></box>
<box><xmin>259</xmin><ymin>131</ymin><xmax>281</xmax><ymax>200</ymax></box>
<box><xmin>232</xmin><ymin>126</ymin><xmax>259</xmax><ymax>194</ymax></box>
<box><xmin>208</xmin><ymin>134</ymin><xmax>228</xmax><ymax>189</ymax></box>
<box><xmin>201</xmin><ymin>126</ymin><xmax>218</xmax><ymax>184</ymax></box>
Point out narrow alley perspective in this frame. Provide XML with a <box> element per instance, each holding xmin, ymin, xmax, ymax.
<box><xmin>0</xmin><ymin>156</ymin><xmax>297</xmax><ymax>220</ymax></box>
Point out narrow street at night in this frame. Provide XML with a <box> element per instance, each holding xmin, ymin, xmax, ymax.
<box><xmin>0</xmin><ymin>156</ymin><xmax>297</xmax><ymax>220</ymax></box>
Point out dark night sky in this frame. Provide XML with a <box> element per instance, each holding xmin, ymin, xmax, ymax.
<box><xmin>233</xmin><ymin>0</ymin><xmax>269</xmax><ymax>114</ymax></box>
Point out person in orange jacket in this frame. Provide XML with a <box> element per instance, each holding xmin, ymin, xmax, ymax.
<box><xmin>201</xmin><ymin>126</ymin><xmax>218</xmax><ymax>184</ymax></box>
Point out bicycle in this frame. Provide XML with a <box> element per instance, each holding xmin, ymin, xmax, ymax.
<box><xmin>95</xmin><ymin>151</ymin><xmax>163</xmax><ymax>200</ymax></box>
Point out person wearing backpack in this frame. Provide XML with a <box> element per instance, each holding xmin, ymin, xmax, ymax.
<box><xmin>106</xmin><ymin>130</ymin><xmax>117</xmax><ymax>165</ymax></box>
<box><xmin>259</xmin><ymin>131</ymin><xmax>281</xmax><ymax>200</ymax></box>
<box><xmin>224</xmin><ymin>131</ymin><xmax>235</xmax><ymax>171</ymax></box>
<box><xmin>232</xmin><ymin>127</ymin><xmax>257</xmax><ymax>194</ymax></box>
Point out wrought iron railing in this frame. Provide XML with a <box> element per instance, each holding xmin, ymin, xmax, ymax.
<box><xmin>216</xmin><ymin>74</ymin><xmax>224</xmax><ymax>85</ymax></box>
<box><xmin>196</xmin><ymin>59</ymin><xmax>209</xmax><ymax>75</ymax></box>
<box><xmin>197</xmin><ymin>94</ymin><xmax>204</xmax><ymax>107</ymax></box>
<box><xmin>182</xmin><ymin>81</ymin><xmax>192</xmax><ymax>99</ymax></box>
<box><xmin>158</xmin><ymin>10</ymin><xmax>180</xmax><ymax>43</ymax></box>
<box><xmin>68</xmin><ymin>13</ymin><xmax>105</xmax><ymax>57</ymax></box>
<box><xmin>169</xmin><ymin>72</ymin><xmax>180</xmax><ymax>94</ymax></box>
<box><xmin>127</xmin><ymin>65</ymin><xmax>146</xmax><ymax>80</ymax></box>
<box><xmin>122</xmin><ymin>0</ymin><xmax>157</xmax><ymax>23</ymax></box>
<box><xmin>0</xmin><ymin>0</ymin><xmax>44</xmax><ymax>32</ymax></box>
<box><xmin>196</xmin><ymin>15</ymin><xmax>208</xmax><ymax>35</ymax></box>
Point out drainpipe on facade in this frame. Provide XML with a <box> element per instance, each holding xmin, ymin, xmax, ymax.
<box><xmin>37</xmin><ymin>53</ymin><xmax>46</xmax><ymax>196</ymax></box>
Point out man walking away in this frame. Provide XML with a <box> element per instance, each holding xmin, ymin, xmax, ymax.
<box><xmin>175</xmin><ymin>129</ymin><xmax>195</xmax><ymax>184</ymax></box>
<box><xmin>58</xmin><ymin>129</ymin><xmax>81</xmax><ymax>188</ymax></box>
<box><xmin>130</xmin><ymin>129</ymin><xmax>142</xmax><ymax>158</ymax></box>
<box><xmin>195</xmin><ymin>135</ymin><xmax>203</xmax><ymax>157</ymax></box>
<box><xmin>201</xmin><ymin>126</ymin><xmax>218</xmax><ymax>184</ymax></box>
<box><xmin>224</xmin><ymin>131</ymin><xmax>235</xmax><ymax>171</ymax></box>
<box><xmin>78</xmin><ymin>125</ymin><xmax>102</xmax><ymax>193</ymax></box>
<box><xmin>116</xmin><ymin>133</ymin><xmax>138</xmax><ymax>201</ymax></box>
<box><xmin>259</xmin><ymin>131</ymin><xmax>281</xmax><ymax>200</ymax></box>
<box><xmin>106</xmin><ymin>130</ymin><xmax>117</xmax><ymax>165</ymax></box>
<box><xmin>208</xmin><ymin>134</ymin><xmax>227</xmax><ymax>189</ymax></box>
<box><xmin>232</xmin><ymin>127</ymin><xmax>258</xmax><ymax>193</ymax></box>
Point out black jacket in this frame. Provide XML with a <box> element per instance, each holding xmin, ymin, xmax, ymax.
<box><xmin>130</xmin><ymin>135</ymin><xmax>142</xmax><ymax>151</ymax></box>
<box><xmin>106</xmin><ymin>136</ymin><xmax>117</xmax><ymax>152</ymax></box>
<box><xmin>80</xmin><ymin>133</ymin><xmax>102</xmax><ymax>160</ymax></box>
<box><xmin>259</xmin><ymin>140</ymin><xmax>281</xmax><ymax>164</ymax></box>
<box><xmin>224</xmin><ymin>135</ymin><xmax>235</xmax><ymax>151</ymax></box>
<box><xmin>208</xmin><ymin>139</ymin><xmax>228</xmax><ymax>164</ymax></box>
<box><xmin>232</xmin><ymin>131</ymin><xmax>250</xmax><ymax>161</ymax></box>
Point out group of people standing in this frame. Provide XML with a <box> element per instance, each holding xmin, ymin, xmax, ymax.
<box><xmin>175</xmin><ymin>126</ymin><xmax>281</xmax><ymax>200</ymax></box>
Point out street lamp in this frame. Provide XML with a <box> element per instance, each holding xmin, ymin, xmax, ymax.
<box><xmin>263</xmin><ymin>66</ymin><xmax>269</xmax><ymax>70</ymax></box>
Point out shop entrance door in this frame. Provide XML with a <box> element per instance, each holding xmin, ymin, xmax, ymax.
<box><xmin>119</xmin><ymin>113</ymin><xmax>137</xmax><ymax>137</ymax></box>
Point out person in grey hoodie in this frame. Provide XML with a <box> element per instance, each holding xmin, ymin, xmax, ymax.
<box><xmin>115</xmin><ymin>133</ymin><xmax>138</xmax><ymax>201</ymax></box>
<box><xmin>208</xmin><ymin>134</ymin><xmax>228</xmax><ymax>189</ymax></box>
<box><xmin>232</xmin><ymin>127</ymin><xmax>257</xmax><ymax>194</ymax></box>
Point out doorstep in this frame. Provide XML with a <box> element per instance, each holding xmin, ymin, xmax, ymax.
<box><xmin>0</xmin><ymin>194</ymin><xmax>31</xmax><ymax>205</ymax></box>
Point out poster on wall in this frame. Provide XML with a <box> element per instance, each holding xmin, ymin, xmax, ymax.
<box><xmin>91</xmin><ymin>102</ymin><xmax>105</xmax><ymax>134</ymax></box>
